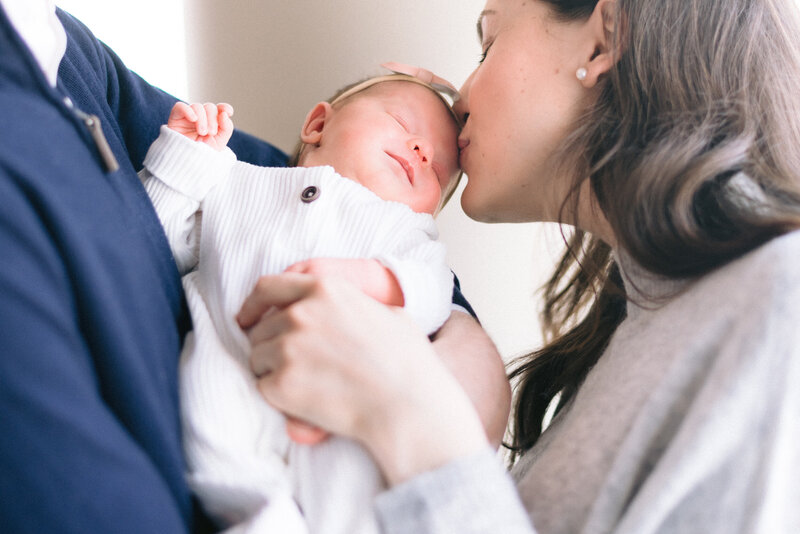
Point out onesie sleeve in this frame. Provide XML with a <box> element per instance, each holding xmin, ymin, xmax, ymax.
<box><xmin>141</xmin><ymin>126</ymin><xmax>236</xmax><ymax>274</ymax></box>
<box><xmin>374</xmin><ymin>216</ymin><xmax>453</xmax><ymax>334</ymax></box>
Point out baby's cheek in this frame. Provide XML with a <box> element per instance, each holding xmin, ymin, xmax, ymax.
<box><xmin>416</xmin><ymin>185</ymin><xmax>442</xmax><ymax>215</ymax></box>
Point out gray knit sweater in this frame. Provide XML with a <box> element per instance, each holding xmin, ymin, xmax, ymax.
<box><xmin>375</xmin><ymin>230</ymin><xmax>800</xmax><ymax>534</ymax></box>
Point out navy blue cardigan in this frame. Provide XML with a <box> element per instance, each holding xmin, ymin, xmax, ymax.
<box><xmin>0</xmin><ymin>8</ymin><xmax>287</xmax><ymax>533</ymax></box>
<box><xmin>0</xmin><ymin>7</ymin><xmax>474</xmax><ymax>533</ymax></box>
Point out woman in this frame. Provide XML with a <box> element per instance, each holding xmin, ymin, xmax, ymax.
<box><xmin>238</xmin><ymin>0</ymin><xmax>800</xmax><ymax>531</ymax></box>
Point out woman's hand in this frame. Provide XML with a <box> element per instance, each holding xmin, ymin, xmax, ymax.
<box><xmin>237</xmin><ymin>272</ymin><xmax>489</xmax><ymax>485</ymax></box>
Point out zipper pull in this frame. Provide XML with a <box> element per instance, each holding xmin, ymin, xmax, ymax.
<box><xmin>64</xmin><ymin>98</ymin><xmax>120</xmax><ymax>173</ymax></box>
<box><xmin>76</xmin><ymin>110</ymin><xmax>120</xmax><ymax>173</ymax></box>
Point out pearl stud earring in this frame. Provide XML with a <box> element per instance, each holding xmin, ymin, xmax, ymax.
<box><xmin>576</xmin><ymin>67</ymin><xmax>588</xmax><ymax>81</ymax></box>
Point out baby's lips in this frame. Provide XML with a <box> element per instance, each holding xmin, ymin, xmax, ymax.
<box><xmin>387</xmin><ymin>152</ymin><xmax>415</xmax><ymax>184</ymax></box>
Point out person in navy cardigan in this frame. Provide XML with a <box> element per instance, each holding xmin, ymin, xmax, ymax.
<box><xmin>0</xmin><ymin>6</ymin><xmax>279</xmax><ymax>533</ymax></box>
<box><xmin>0</xmin><ymin>5</ymin><xmax>506</xmax><ymax>533</ymax></box>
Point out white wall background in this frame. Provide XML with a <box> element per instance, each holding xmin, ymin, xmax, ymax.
<box><xmin>56</xmin><ymin>0</ymin><xmax>565</xmax><ymax>361</ymax></box>
<box><xmin>57</xmin><ymin>0</ymin><xmax>189</xmax><ymax>98</ymax></box>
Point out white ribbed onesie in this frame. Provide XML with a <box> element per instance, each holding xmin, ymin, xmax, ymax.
<box><xmin>141</xmin><ymin>126</ymin><xmax>453</xmax><ymax>534</ymax></box>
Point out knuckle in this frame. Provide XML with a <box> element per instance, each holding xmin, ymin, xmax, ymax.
<box><xmin>284</xmin><ymin>304</ymin><xmax>310</xmax><ymax>328</ymax></box>
<box><xmin>314</xmin><ymin>276</ymin><xmax>338</xmax><ymax>295</ymax></box>
<box><xmin>249</xmin><ymin>342</ymin><xmax>273</xmax><ymax>374</ymax></box>
<box><xmin>250</xmin><ymin>354</ymin><xmax>267</xmax><ymax>376</ymax></box>
<box><xmin>271</xmin><ymin>367</ymin><xmax>293</xmax><ymax>392</ymax></box>
<box><xmin>268</xmin><ymin>359</ymin><xmax>300</xmax><ymax>395</ymax></box>
<box><xmin>303</xmin><ymin>264</ymin><xmax>323</xmax><ymax>277</ymax></box>
<box><xmin>287</xmin><ymin>261</ymin><xmax>308</xmax><ymax>273</ymax></box>
<box><xmin>273</xmin><ymin>334</ymin><xmax>292</xmax><ymax>356</ymax></box>
<box><xmin>255</xmin><ymin>373</ymin><xmax>277</xmax><ymax>401</ymax></box>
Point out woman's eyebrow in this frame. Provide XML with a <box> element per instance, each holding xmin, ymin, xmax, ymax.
<box><xmin>477</xmin><ymin>10</ymin><xmax>497</xmax><ymax>43</ymax></box>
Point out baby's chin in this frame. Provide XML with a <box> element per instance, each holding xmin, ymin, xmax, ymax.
<box><xmin>410</xmin><ymin>190</ymin><xmax>442</xmax><ymax>216</ymax></box>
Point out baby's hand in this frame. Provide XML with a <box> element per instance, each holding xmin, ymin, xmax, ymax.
<box><xmin>167</xmin><ymin>102</ymin><xmax>234</xmax><ymax>151</ymax></box>
<box><xmin>284</xmin><ymin>258</ymin><xmax>404</xmax><ymax>307</ymax></box>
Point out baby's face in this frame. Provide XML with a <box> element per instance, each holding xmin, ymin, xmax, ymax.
<box><xmin>310</xmin><ymin>82</ymin><xmax>460</xmax><ymax>214</ymax></box>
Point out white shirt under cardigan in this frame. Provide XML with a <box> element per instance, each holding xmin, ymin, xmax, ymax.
<box><xmin>141</xmin><ymin>126</ymin><xmax>453</xmax><ymax>534</ymax></box>
<box><xmin>374</xmin><ymin>230</ymin><xmax>800</xmax><ymax>534</ymax></box>
<box><xmin>0</xmin><ymin>0</ymin><xmax>64</xmax><ymax>88</ymax></box>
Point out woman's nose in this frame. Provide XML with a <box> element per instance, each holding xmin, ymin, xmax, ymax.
<box><xmin>409</xmin><ymin>138</ymin><xmax>434</xmax><ymax>168</ymax></box>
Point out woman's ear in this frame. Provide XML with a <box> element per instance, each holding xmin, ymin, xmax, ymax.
<box><xmin>580</xmin><ymin>0</ymin><xmax>620</xmax><ymax>88</ymax></box>
<box><xmin>300</xmin><ymin>102</ymin><xmax>333</xmax><ymax>145</ymax></box>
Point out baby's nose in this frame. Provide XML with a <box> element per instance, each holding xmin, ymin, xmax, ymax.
<box><xmin>409</xmin><ymin>138</ymin><xmax>434</xmax><ymax>167</ymax></box>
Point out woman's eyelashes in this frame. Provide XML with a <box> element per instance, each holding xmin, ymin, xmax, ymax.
<box><xmin>479</xmin><ymin>40</ymin><xmax>493</xmax><ymax>63</ymax></box>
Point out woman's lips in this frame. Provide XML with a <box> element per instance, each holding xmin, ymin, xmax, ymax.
<box><xmin>387</xmin><ymin>152</ymin><xmax>414</xmax><ymax>184</ymax></box>
<box><xmin>458</xmin><ymin>138</ymin><xmax>470</xmax><ymax>168</ymax></box>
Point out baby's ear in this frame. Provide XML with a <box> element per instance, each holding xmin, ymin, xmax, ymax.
<box><xmin>300</xmin><ymin>102</ymin><xmax>333</xmax><ymax>145</ymax></box>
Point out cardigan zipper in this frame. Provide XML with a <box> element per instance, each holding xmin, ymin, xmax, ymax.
<box><xmin>63</xmin><ymin>97</ymin><xmax>120</xmax><ymax>173</ymax></box>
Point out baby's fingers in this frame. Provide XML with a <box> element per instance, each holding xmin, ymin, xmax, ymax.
<box><xmin>217</xmin><ymin>102</ymin><xmax>234</xmax><ymax>118</ymax></box>
<box><xmin>203</xmin><ymin>102</ymin><xmax>219</xmax><ymax>136</ymax></box>
<box><xmin>217</xmin><ymin>104</ymin><xmax>235</xmax><ymax>142</ymax></box>
<box><xmin>191</xmin><ymin>103</ymin><xmax>208</xmax><ymax>136</ymax></box>
<box><xmin>168</xmin><ymin>101</ymin><xmax>198</xmax><ymax>123</ymax></box>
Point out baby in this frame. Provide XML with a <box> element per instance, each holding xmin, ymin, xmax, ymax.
<box><xmin>140</xmin><ymin>67</ymin><xmax>462</xmax><ymax>533</ymax></box>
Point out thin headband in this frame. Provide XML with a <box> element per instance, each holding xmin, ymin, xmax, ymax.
<box><xmin>330</xmin><ymin>62</ymin><xmax>462</xmax><ymax>127</ymax></box>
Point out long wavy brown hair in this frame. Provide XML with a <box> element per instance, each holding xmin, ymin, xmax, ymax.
<box><xmin>507</xmin><ymin>0</ymin><xmax>800</xmax><ymax>462</ymax></box>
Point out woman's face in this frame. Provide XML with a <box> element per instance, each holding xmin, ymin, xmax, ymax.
<box><xmin>456</xmin><ymin>0</ymin><xmax>598</xmax><ymax>223</ymax></box>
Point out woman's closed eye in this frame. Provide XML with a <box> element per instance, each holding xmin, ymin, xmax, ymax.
<box><xmin>479</xmin><ymin>40</ymin><xmax>493</xmax><ymax>64</ymax></box>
